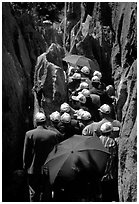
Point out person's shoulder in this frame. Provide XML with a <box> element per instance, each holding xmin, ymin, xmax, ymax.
<box><xmin>43</xmin><ymin>128</ymin><xmax>57</xmax><ymax>134</ymax></box>
<box><xmin>25</xmin><ymin>128</ymin><xmax>35</xmax><ymax>135</ymax></box>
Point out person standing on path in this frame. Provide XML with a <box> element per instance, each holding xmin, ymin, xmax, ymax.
<box><xmin>99</xmin><ymin>122</ymin><xmax>119</xmax><ymax>202</ymax></box>
<box><xmin>23</xmin><ymin>112</ymin><xmax>61</xmax><ymax>202</ymax></box>
<box><xmin>82</xmin><ymin>104</ymin><xmax>121</xmax><ymax>137</ymax></box>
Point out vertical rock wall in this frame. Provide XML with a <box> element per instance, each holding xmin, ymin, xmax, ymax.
<box><xmin>110</xmin><ymin>3</ymin><xmax>137</xmax><ymax>201</ymax></box>
<box><xmin>2</xmin><ymin>3</ymin><xmax>32</xmax><ymax>176</ymax></box>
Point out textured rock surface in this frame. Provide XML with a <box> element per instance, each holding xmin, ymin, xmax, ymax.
<box><xmin>33</xmin><ymin>48</ymin><xmax>67</xmax><ymax>126</ymax></box>
<box><xmin>16</xmin><ymin>13</ymin><xmax>46</xmax><ymax>69</ymax></box>
<box><xmin>2</xmin><ymin>4</ymin><xmax>33</xmax><ymax>199</ymax></box>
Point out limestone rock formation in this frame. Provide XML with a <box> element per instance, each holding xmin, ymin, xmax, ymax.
<box><xmin>33</xmin><ymin>47</ymin><xmax>67</xmax><ymax>126</ymax></box>
<box><xmin>15</xmin><ymin>12</ymin><xmax>47</xmax><ymax>68</ymax></box>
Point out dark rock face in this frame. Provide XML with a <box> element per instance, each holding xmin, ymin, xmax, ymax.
<box><xmin>16</xmin><ymin>12</ymin><xmax>46</xmax><ymax>70</ymax></box>
<box><xmin>2</xmin><ymin>3</ymin><xmax>34</xmax><ymax>200</ymax></box>
<box><xmin>2</xmin><ymin>2</ymin><xmax>32</xmax><ymax>171</ymax></box>
<box><xmin>108</xmin><ymin>3</ymin><xmax>137</xmax><ymax>202</ymax></box>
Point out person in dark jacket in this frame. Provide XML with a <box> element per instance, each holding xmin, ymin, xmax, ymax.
<box><xmin>23</xmin><ymin>112</ymin><xmax>61</xmax><ymax>202</ymax></box>
<box><xmin>48</xmin><ymin>111</ymin><xmax>65</xmax><ymax>142</ymax></box>
<box><xmin>58</xmin><ymin>112</ymin><xmax>82</xmax><ymax>139</ymax></box>
<box><xmin>99</xmin><ymin>122</ymin><xmax>119</xmax><ymax>202</ymax></box>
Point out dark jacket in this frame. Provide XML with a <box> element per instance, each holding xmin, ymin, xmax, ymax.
<box><xmin>23</xmin><ymin>126</ymin><xmax>59</xmax><ymax>174</ymax></box>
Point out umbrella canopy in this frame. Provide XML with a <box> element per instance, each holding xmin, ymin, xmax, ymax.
<box><xmin>63</xmin><ymin>54</ymin><xmax>100</xmax><ymax>73</ymax></box>
<box><xmin>44</xmin><ymin>135</ymin><xmax>109</xmax><ymax>185</ymax></box>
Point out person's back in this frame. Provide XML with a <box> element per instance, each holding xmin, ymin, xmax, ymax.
<box><xmin>24</xmin><ymin>127</ymin><xmax>58</xmax><ymax>174</ymax></box>
<box><xmin>90</xmin><ymin>76</ymin><xmax>104</xmax><ymax>96</ymax></box>
<box><xmin>23</xmin><ymin>112</ymin><xmax>59</xmax><ymax>201</ymax></box>
<box><xmin>99</xmin><ymin>122</ymin><xmax>119</xmax><ymax>202</ymax></box>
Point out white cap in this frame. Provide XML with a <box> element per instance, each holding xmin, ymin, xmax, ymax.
<box><xmin>81</xmin><ymin>66</ymin><xmax>90</xmax><ymax>75</ymax></box>
<box><xmin>60</xmin><ymin>102</ymin><xmax>70</xmax><ymax>113</ymax></box>
<box><xmin>50</xmin><ymin>111</ymin><xmax>60</xmax><ymax>122</ymax></box>
<box><xmin>82</xmin><ymin>89</ymin><xmax>90</xmax><ymax>97</ymax></box>
<box><xmin>100</xmin><ymin>122</ymin><xmax>113</xmax><ymax>133</ymax></box>
<box><xmin>91</xmin><ymin>76</ymin><xmax>100</xmax><ymax>83</ymax></box>
<box><xmin>35</xmin><ymin>112</ymin><xmax>46</xmax><ymax>123</ymax></box>
<box><xmin>79</xmin><ymin>82</ymin><xmax>89</xmax><ymax>90</ymax></box>
<box><xmin>77</xmin><ymin>111</ymin><xmax>91</xmax><ymax>121</ymax></box>
<box><xmin>72</xmin><ymin>73</ymin><xmax>81</xmax><ymax>80</ymax></box>
<box><xmin>93</xmin><ymin>71</ymin><xmax>102</xmax><ymax>79</ymax></box>
<box><xmin>71</xmin><ymin>95</ymin><xmax>79</xmax><ymax>101</ymax></box>
<box><xmin>77</xmin><ymin>93</ymin><xmax>86</xmax><ymax>104</ymax></box>
<box><xmin>98</xmin><ymin>104</ymin><xmax>111</xmax><ymax>114</ymax></box>
<box><xmin>61</xmin><ymin>112</ymin><xmax>71</xmax><ymax>123</ymax></box>
<box><xmin>76</xmin><ymin>108</ymin><xmax>85</xmax><ymax>116</ymax></box>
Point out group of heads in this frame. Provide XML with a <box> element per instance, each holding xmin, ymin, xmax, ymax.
<box><xmin>71</xmin><ymin>68</ymin><xmax>102</xmax><ymax>83</ymax></box>
<box><xmin>50</xmin><ymin>102</ymin><xmax>92</xmax><ymax>124</ymax></box>
<box><xmin>35</xmin><ymin>103</ymin><xmax>112</xmax><ymax>125</ymax></box>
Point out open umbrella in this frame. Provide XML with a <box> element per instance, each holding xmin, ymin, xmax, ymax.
<box><xmin>63</xmin><ymin>54</ymin><xmax>100</xmax><ymax>72</ymax></box>
<box><xmin>43</xmin><ymin>135</ymin><xmax>109</xmax><ymax>185</ymax></box>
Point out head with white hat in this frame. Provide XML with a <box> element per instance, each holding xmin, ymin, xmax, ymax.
<box><xmin>81</xmin><ymin>89</ymin><xmax>90</xmax><ymax>97</ymax></box>
<box><xmin>81</xmin><ymin>66</ymin><xmax>90</xmax><ymax>75</ymax></box>
<box><xmin>100</xmin><ymin>122</ymin><xmax>113</xmax><ymax>135</ymax></box>
<box><xmin>35</xmin><ymin>112</ymin><xmax>46</xmax><ymax>125</ymax></box>
<box><xmin>72</xmin><ymin>73</ymin><xmax>81</xmax><ymax>80</ymax></box>
<box><xmin>98</xmin><ymin>104</ymin><xmax>111</xmax><ymax>115</ymax></box>
<box><xmin>93</xmin><ymin>71</ymin><xmax>102</xmax><ymax>79</ymax></box>
<box><xmin>60</xmin><ymin>102</ymin><xmax>70</xmax><ymax>113</ymax></box>
<box><xmin>50</xmin><ymin>111</ymin><xmax>61</xmax><ymax>123</ymax></box>
<box><xmin>77</xmin><ymin>111</ymin><xmax>91</xmax><ymax>121</ymax></box>
<box><xmin>77</xmin><ymin>93</ymin><xmax>86</xmax><ymax>104</ymax></box>
<box><xmin>61</xmin><ymin>112</ymin><xmax>71</xmax><ymax>123</ymax></box>
<box><xmin>91</xmin><ymin>75</ymin><xmax>100</xmax><ymax>83</ymax></box>
<box><xmin>78</xmin><ymin>82</ymin><xmax>89</xmax><ymax>90</ymax></box>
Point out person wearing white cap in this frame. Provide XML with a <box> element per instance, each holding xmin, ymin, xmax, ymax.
<box><xmin>50</xmin><ymin>111</ymin><xmax>61</xmax><ymax>123</ymax></box>
<box><xmin>105</xmin><ymin>85</ymin><xmax>117</xmax><ymax>119</ymax></box>
<box><xmin>23</xmin><ymin>112</ymin><xmax>61</xmax><ymax>201</ymax></box>
<box><xmin>99</xmin><ymin>122</ymin><xmax>119</xmax><ymax>202</ymax></box>
<box><xmin>93</xmin><ymin>71</ymin><xmax>106</xmax><ymax>91</ymax></box>
<box><xmin>60</xmin><ymin>102</ymin><xmax>76</xmax><ymax>118</ymax></box>
<box><xmin>81</xmin><ymin>89</ymin><xmax>100</xmax><ymax>122</ymax></box>
<box><xmin>82</xmin><ymin>104</ymin><xmax>121</xmax><ymax>138</ymax></box>
<box><xmin>81</xmin><ymin>89</ymin><xmax>90</xmax><ymax>97</ymax></box>
<box><xmin>80</xmin><ymin>66</ymin><xmax>92</xmax><ymax>89</ymax></box>
<box><xmin>59</xmin><ymin>112</ymin><xmax>82</xmax><ymax>140</ymax></box>
<box><xmin>93</xmin><ymin>71</ymin><xmax>102</xmax><ymax>79</ymax></box>
<box><xmin>90</xmin><ymin>76</ymin><xmax>104</xmax><ymax>96</ymax></box>
<box><xmin>48</xmin><ymin>111</ymin><xmax>65</xmax><ymax>142</ymax></box>
<box><xmin>81</xmin><ymin>66</ymin><xmax>90</xmax><ymax>76</ymax></box>
<box><xmin>60</xmin><ymin>102</ymin><xmax>70</xmax><ymax>113</ymax></box>
<box><xmin>68</xmin><ymin>73</ymin><xmax>81</xmax><ymax>95</ymax></box>
<box><xmin>77</xmin><ymin>110</ymin><xmax>93</xmax><ymax>131</ymax></box>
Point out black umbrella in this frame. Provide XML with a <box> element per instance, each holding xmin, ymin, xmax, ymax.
<box><xmin>44</xmin><ymin>135</ymin><xmax>109</xmax><ymax>185</ymax></box>
<box><xmin>63</xmin><ymin>54</ymin><xmax>100</xmax><ymax>72</ymax></box>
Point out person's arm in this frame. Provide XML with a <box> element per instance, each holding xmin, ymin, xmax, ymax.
<box><xmin>23</xmin><ymin>133</ymin><xmax>33</xmax><ymax>171</ymax></box>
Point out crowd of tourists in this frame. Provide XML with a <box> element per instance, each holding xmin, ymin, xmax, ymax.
<box><xmin>23</xmin><ymin>64</ymin><xmax>121</xmax><ymax>202</ymax></box>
